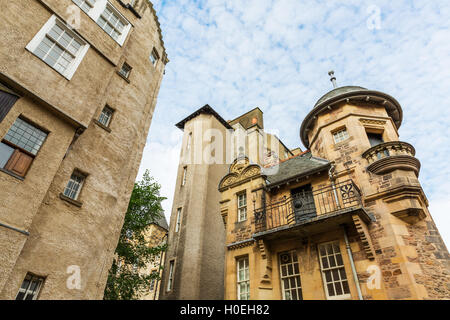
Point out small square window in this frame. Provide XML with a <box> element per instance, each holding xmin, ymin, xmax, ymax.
<box><xmin>98</xmin><ymin>106</ymin><xmax>114</xmax><ymax>127</ymax></box>
<box><xmin>332</xmin><ymin>128</ymin><xmax>349</xmax><ymax>144</ymax></box>
<box><xmin>150</xmin><ymin>48</ymin><xmax>159</xmax><ymax>66</ymax></box>
<box><xmin>16</xmin><ymin>273</ymin><xmax>45</xmax><ymax>300</ymax></box>
<box><xmin>63</xmin><ymin>171</ymin><xmax>86</xmax><ymax>201</ymax></box>
<box><xmin>118</xmin><ymin>63</ymin><xmax>132</xmax><ymax>79</ymax></box>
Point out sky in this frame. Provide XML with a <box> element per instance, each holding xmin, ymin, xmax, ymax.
<box><xmin>137</xmin><ymin>0</ymin><xmax>450</xmax><ymax>247</ymax></box>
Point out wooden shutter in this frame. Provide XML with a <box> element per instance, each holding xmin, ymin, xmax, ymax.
<box><xmin>4</xmin><ymin>149</ymin><xmax>33</xmax><ymax>177</ymax></box>
<box><xmin>0</xmin><ymin>89</ymin><xmax>19</xmax><ymax>123</ymax></box>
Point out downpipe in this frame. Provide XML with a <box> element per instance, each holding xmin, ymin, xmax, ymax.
<box><xmin>342</xmin><ymin>225</ymin><xmax>364</xmax><ymax>300</ymax></box>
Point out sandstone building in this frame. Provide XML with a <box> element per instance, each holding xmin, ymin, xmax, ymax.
<box><xmin>164</xmin><ymin>78</ymin><xmax>449</xmax><ymax>300</ymax></box>
<box><xmin>0</xmin><ymin>0</ymin><xmax>167</xmax><ymax>299</ymax></box>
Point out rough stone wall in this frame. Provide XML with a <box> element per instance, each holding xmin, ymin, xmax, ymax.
<box><xmin>0</xmin><ymin>0</ymin><xmax>166</xmax><ymax>299</ymax></box>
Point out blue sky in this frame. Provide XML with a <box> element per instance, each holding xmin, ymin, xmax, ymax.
<box><xmin>138</xmin><ymin>0</ymin><xmax>450</xmax><ymax>246</ymax></box>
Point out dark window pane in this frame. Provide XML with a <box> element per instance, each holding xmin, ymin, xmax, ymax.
<box><xmin>329</xmin><ymin>255</ymin><xmax>336</xmax><ymax>268</ymax></box>
<box><xmin>332</xmin><ymin>269</ymin><xmax>340</xmax><ymax>281</ymax></box>
<box><xmin>342</xmin><ymin>280</ymin><xmax>350</xmax><ymax>294</ymax></box>
<box><xmin>16</xmin><ymin>292</ymin><xmax>25</xmax><ymax>300</ymax></box>
<box><xmin>292</xmin><ymin>289</ymin><xmax>298</xmax><ymax>300</ymax></box>
<box><xmin>322</xmin><ymin>257</ymin><xmax>329</xmax><ymax>269</ymax></box>
<box><xmin>287</xmin><ymin>264</ymin><xmax>293</xmax><ymax>275</ymax></box>
<box><xmin>293</xmin><ymin>263</ymin><xmax>299</xmax><ymax>275</ymax></box>
<box><xmin>335</xmin><ymin>282</ymin><xmax>343</xmax><ymax>296</ymax></box>
<box><xmin>339</xmin><ymin>268</ymin><xmax>347</xmax><ymax>280</ymax></box>
<box><xmin>325</xmin><ymin>270</ymin><xmax>332</xmax><ymax>282</ymax></box>
<box><xmin>327</xmin><ymin>283</ymin><xmax>335</xmax><ymax>296</ymax></box>
<box><xmin>336</xmin><ymin>253</ymin><xmax>343</xmax><ymax>265</ymax></box>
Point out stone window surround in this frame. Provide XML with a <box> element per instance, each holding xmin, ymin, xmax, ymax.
<box><xmin>237</xmin><ymin>191</ymin><xmax>247</xmax><ymax>222</ymax></box>
<box><xmin>25</xmin><ymin>15</ymin><xmax>90</xmax><ymax>81</ymax></box>
<box><xmin>60</xmin><ymin>169</ymin><xmax>90</xmax><ymax>207</ymax></box>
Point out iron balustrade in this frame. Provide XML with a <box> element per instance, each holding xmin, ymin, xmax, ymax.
<box><xmin>254</xmin><ymin>180</ymin><xmax>362</xmax><ymax>233</ymax></box>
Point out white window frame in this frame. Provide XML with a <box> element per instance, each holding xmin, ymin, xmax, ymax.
<box><xmin>237</xmin><ymin>193</ymin><xmax>247</xmax><ymax>222</ymax></box>
<box><xmin>72</xmin><ymin>0</ymin><xmax>132</xmax><ymax>46</ymax></box>
<box><xmin>63</xmin><ymin>171</ymin><xmax>86</xmax><ymax>201</ymax></box>
<box><xmin>237</xmin><ymin>257</ymin><xmax>250</xmax><ymax>300</ymax></box>
<box><xmin>25</xmin><ymin>15</ymin><xmax>90</xmax><ymax>80</ymax></box>
<box><xmin>72</xmin><ymin>0</ymin><xmax>97</xmax><ymax>14</ymax></box>
<box><xmin>279</xmin><ymin>251</ymin><xmax>303</xmax><ymax>300</ymax></box>
<box><xmin>16</xmin><ymin>273</ymin><xmax>45</xmax><ymax>300</ymax></box>
<box><xmin>175</xmin><ymin>208</ymin><xmax>182</xmax><ymax>233</ymax></box>
<box><xmin>318</xmin><ymin>241</ymin><xmax>351</xmax><ymax>300</ymax></box>
<box><xmin>332</xmin><ymin>128</ymin><xmax>349</xmax><ymax>144</ymax></box>
<box><xmin>98</xmin><ymin>105</ymin><xmax>114</xmax><ymax>127</ymax></box>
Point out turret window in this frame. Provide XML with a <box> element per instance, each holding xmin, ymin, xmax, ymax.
<box><xmin>332</xmin><ymin>128</ymin><xmax>349</xmax><ymax>144</ymax></box>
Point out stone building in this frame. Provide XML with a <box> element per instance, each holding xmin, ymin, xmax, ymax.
<box><xmin>140</xmin><ymin>215</ymin><xmax>168</xmax><ymax>300</ymax></box>
<box><xmin>166</xmin><ymin>78</ymin><xmax>449</xmax><ymax>300</ymax></box>
<box><xmin>0</xmin><ymin>0</ymin><xmax>167</xmax><ymax>299</ymax></box>
<box><xmin>159</xmin><ymin>105</ymin><xmax>294</xmax><ymax>300</ymax></box>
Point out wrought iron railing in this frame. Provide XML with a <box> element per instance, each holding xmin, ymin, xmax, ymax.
<box><xmin>254</xmin><ymin>180</ymin><xmax>362</xmax><ymax>234</ymax></box>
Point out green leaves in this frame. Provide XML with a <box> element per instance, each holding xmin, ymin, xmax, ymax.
<box><xmin>104</xmin><ymin>170</ymin><xmax>167</xmax><ymax>300</ymax></box>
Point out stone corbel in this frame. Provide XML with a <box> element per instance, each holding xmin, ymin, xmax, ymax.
<box><xmin>257</xmin><ymin>239</ymin><xmax>273</xmax><ymax>288</ymax></box>
<box><xmin>351</xmin><ymin>214</ymin><xmax>375</xmax><ymax>260</ymax></box>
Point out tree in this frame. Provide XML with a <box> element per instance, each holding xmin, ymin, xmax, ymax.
<box><xmin>104</xmin><ymin>170</ymin><xmax>167</xmax><ymax>300</ymax></box>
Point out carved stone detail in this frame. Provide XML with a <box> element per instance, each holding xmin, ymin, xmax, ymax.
<box><xmin>219</xmin><ymin>157</ymin><xmax>262</xmax><ymax>190</ymax></box>
<box><xmin>352</xmin><ymin>214</ymin><xmax>375</xmax><ymax>260</ymax></box>
<box><xmin>257</xmin><ymin>240</ymin><xmax>273</xmax><ymax>288</ymax></box>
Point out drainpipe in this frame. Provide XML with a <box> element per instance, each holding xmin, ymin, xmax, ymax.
<box><xmin>342</xmin><ymin>225</ymin><xmax>364</xmax><ymax>300</ymax></box>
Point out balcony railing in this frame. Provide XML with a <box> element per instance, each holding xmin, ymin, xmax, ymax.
<box><xmin>362</xmin><ymin>141</ymin><xmax>420</xmax><ymax>176</ymax></box>
<box><xmin>254</xmin><ymin>180</ymin><xmax>363</xmax><ymax>234</ymax></box>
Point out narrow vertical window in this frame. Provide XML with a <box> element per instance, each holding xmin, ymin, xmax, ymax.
<box><xmin>182</xmin><ymin>166</ymin><xmax>187</xmax><ymax>186</ymax></box>
<box><xmin>167</xmin><ymin>260</ymin><xmax>175</xmax><ymax>291</ymax></box>
<box><xmin>16</xmin><ymin>273</ymin><xmax>45</xmax><ymax>300</ymax></box>
<box><xmin>175</xmin><ymin>208</ymin><xmax>182</xmax><ymax>232</ymax></box>
<box><xmin>186</xmin><ymin>132</ymin><xmax>192</xmax><ymax>155</ymax></box>
<box><xmin>63</xmin><ymin>171</ymin><xmax>86</xmax><ymax>201</ymax></box>
<box><xmin>279</xmin><ymin>251</ymin><xmax>302</xmax><ymax>300</ymax></box>
<box><xmin>118</xmin><ymin>62</ymin><xmax>132</xmax><ymax>79</ymax></box>
<box><xmin>237</xmin><ymin>193</ymin><xmax>247</xmax><ymax>222</ymax></box>
<box><xmin>318</xmin><ymin>241</ymin><xmax>351</xmax><ymax>300</ymax></box>
<box><xmin>98</xmin><ymin>106</ymin><xmax>114</xmax><ymax>127</ymax></box>
<box><xmin>332</xmin><ymin>128</ymin><xmax>349</xmax><ymax>144</ymax></box>
<box><xmin>0</xmin><ymin>117</ymin><xmax>48</xmax><ymax>177</ymax></box>
<box><xmin>237</xmin><ymin>257</ymin><xmax>250</xmax><ymax>300</ymax></box>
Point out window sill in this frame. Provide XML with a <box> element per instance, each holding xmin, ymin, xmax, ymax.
<box><xmin>93</xmin><ymin>119</ymin><xmax>112</xmax><ymax>133</ymax></box>
<box><xmin>59</xmin><ymin>193</ymin><xmax>83</xmax><ymax>208</ymax></box>
<box><xmin>0</xmin><ymin>168</ymin><xmax>24</xmax><ymax>181</ymax></box>
<box><xmin>116</xmin><ymin>71</ymin><xmax>130</xmax><ymax>83</ymax></box>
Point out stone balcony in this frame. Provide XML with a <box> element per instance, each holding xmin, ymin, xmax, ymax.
<box><xmin>362</xmin><ymin>141</ymin><xmax>421</xmax><ymax>176</ymax></box>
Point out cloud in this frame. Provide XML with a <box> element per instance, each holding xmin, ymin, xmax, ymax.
<box><xmin>142</xmin><ymin>0</ymin><xmax>450</xmax><ymax>247</ymax></box>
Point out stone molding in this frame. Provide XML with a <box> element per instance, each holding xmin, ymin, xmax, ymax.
<box><xmin>219</xmin><ymin>157</ymin><xmax>262</xmax><ymax>191</ymax></box>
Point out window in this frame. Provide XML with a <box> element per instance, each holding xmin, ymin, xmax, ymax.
<box><xmin>72</xmin><ymin>0</ymin><xmax>131</xmax><ymax>45</ymax></box>
<box><xmin>150</xmin><ymin>48</ymin><xmax>159</xmax><ymax>66</ymax></box>
<box><xmin>318</xmin><ymin>241</ymin><xmax>351</xmax><ymax>300</ymax></box>
<box><xmin>97</xmin><ymin>4</ymin><xmax>128</xmax><ymax>42</ymax></box>
<box><xmin>237</xmin><ymin>193</ymin><xmax>247</xmax><ymax>222</ymax></box>
<box><xmin>16</xmin><ymin>274</ymin><xmax>45</xmax><ymax>300</ymax></box>
<box><xmin>98</xmin><ymin>106</ymin><xmax>114</xmax><ymax>127</ymax></box>
<box><xmin>118</xmin><ymin>63</ymin><xmax>132</xmax><ymax>79</ymax></box>
<box><xmin>175</xmin><ymin>208</ymin><xmax>182</xmax><ymax>232</ymax></box>
<box><xmin>279</xmin><ymin>251</ymin><xmax>302</xmax><ymax>300</ymax></box>
<box><xmin>63</xmin><ymin>171</ymin><xmax>86</xmax><ymax>201</ymax></box>
<box><xmin>167</xmin><ymin>260</ymin><xmax>175</xmax><ymax>291</ymax></box>
<box><xmin>332</xmin><ymin>128</ymin><xmax>349</xmax><ymax>144</ymax></box>
<box><xmin>72</xmin><ymin>0</ymin><xmax>97</xmax><ymax>13</ymax></box>
<box><xmin>186</xmin><ymin>132</ymin><xmax>192</xmax><ymax>155</ymax></box>
<box><xmin>150</xmin><ymin>270</ymin><xmax>158</xmax><ymax>291</ymax></box>
<box><xmin>26</xmin><ymin>16</ymin><xmax>89</xmax><ymax>80</ymax></box>
<box><xmin>237</xmin><ymin>257</ymin><xmax>250</xmax><ymax>300</ymax></box>
<box><xmin>182</xmin><ymin>167</ymin><xmax>187</xmax><ymax>186</ymax></box>
<box><xmin>0</xmin><ymin>118</ymin><xmax>48</xmax><ymax>177</ymax></box>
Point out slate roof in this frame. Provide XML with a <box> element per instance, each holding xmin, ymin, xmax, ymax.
<box><xmin>265</xmin><ymin>152</ymin><xmax>330</xmax><ymax>187</ymax></box>
<box><xmin>314</xmin><ymin>86</ymin><xmax>368</xmax><ymax>107</ymax></box>
<box><xmin>175</xmin><ymin>104</ymin><xmax>233</xmax><ymax>130</ymax></box>
<box><xmin>153</xmin><ymin>214</ymin><xmax>169</xmax><ymax>231</ymax></box>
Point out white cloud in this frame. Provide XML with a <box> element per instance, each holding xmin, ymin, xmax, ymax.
<box><xmin>141</xmin><ymin>0</ymin><xmax>450</xmax><ymax>244</ymax></box>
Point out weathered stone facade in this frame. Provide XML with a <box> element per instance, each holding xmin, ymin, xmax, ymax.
<box><xmin>217</xmin><ymin>85</ymin><xmax>449</xmax><ymax>300</ymax></box>
<box><xmin>0</xmin><ymin>0</ymin><xmax>167</xmax><ymax>299</ymax></box>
